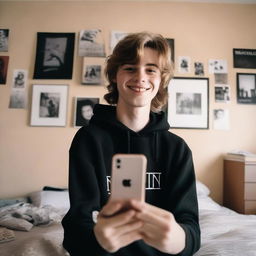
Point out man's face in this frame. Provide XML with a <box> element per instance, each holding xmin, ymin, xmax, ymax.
<box><xmin>115</xmin><ymin>47</ymin><xmax>161</xmax><ymax>110</ymax></box>
<box><xmin>81</xmin><ymin>105</ymin><xmax>93</xmax><ymax>120</ymax></box>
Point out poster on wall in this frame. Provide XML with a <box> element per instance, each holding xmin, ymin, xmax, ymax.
<box><xmin>0</xmin><ymin>29</ymin><xmax>9</xmax><ymax>52</ymax></box>
<box><xmin>33</xmin><ymin>32</ymin><xmax>75</xmax><ymax>79</ymax></box>
<box><xmin>0</xmin><ymin>56</ymin><xmax>9</xmax><ymax>84</ymax></box>
<box><xmin>233</xmin><ymin>49</ymin><xmax>256</xmax><ymax>69</ymax></box>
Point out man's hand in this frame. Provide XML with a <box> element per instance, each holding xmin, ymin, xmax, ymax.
<box><xmin>131</xmin><ymin>200</ymin><xmax>186</xmax><ymax>254</ymax></box>
<box><xmin>93</xmin><ymin>200</ymin><xmax>143</xmax><ymax>253</ymax></box>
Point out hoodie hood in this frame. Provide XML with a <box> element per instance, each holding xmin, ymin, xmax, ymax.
<box><xmin>90</xmin><ymin>104</ymin><xmax>170</xmax><ymax>166</ymax></box>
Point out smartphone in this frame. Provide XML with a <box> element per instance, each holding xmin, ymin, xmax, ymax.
<box><xmin>110</xmin><ymin>154</ymin><xmax>147</xmax><ymax>202</ymax></box>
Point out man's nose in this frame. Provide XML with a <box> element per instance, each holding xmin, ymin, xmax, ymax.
<box><xmin>133</xmin><ymin>69</ymin><xmax>146</xmax><ymax>83</ymax></box>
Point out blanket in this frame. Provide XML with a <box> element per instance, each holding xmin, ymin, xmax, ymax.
<box><xmin>0</xmin><ymin>203</ymin><xmax>66</xmax><ymax>232</ymax></box>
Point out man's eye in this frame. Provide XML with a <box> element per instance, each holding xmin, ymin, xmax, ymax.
<box><xmin>147</xmin><ymin>69</ymin><xmax>157</xmax><ymax>73</ymax></box>
<box><xmin>124</xmin><ymin>67</ymin><xmax>135</xmax><ymax>72</ymax></box>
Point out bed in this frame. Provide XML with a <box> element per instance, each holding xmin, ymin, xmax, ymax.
<box><xmin>0</xmin><ymin>182</ymin><xmax>256</xmax><ymax>256</ymax></box>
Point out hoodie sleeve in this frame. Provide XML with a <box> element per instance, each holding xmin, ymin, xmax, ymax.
<box><xmin>61</xmin><ymin>128</ymin><xmax>109</xmax><ymax>256</ymax></box>
<box><xmin>167</xmin><ymin>138</ymin><xmax>201</xmax><ymax>256</ymax></box>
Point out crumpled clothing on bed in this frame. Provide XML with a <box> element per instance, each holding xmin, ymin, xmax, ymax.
<box><xmin>0</xmin><ymin>203</ymin><xmax>66</xmax><ymax>231</ymax></box>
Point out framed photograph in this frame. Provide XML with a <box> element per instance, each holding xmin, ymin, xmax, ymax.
<box><xmin>33</xmin><ymin>32</ymin><xmax>75</xmax><ymax>79</ymax></box>
<box><xmin>233</xmin><ymin>49</ymin><xmax>256</xmax><ymax>69</ymax></box>
<box><xmin>237</xmin><ymin>73</ymin><xmax>256</xmax><ymax>104</ymax></box>
<box><xmin>30</xmin><ymin>84</ymin><xmax>68</xmax><ymax>126</ymax></box>
<box><xmin>168</xmin><ymin>77</ymin><xmax>209</xmax><ymax>129</ymax></box>
<box><xmin>74</xmin><ymin>97</ymin><xmax>99</xmax><ymax>127</ymax></box>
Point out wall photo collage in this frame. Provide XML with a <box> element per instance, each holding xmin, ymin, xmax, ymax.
<box><xmin>0</xmin><ymin>28</ymin><xmax>255</xmax><ymax>130</ymax></box>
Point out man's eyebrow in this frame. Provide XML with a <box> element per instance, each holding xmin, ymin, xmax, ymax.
<box><xmin>146</xmin><ymin>63</ymin><xmax>160</xmax><ymax>68</ymax></box>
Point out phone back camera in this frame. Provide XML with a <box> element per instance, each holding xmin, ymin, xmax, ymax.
<box><xmin>116</xmin><ymin>159</ymin><xmax>121</xmax><ymax>169</ymax></box>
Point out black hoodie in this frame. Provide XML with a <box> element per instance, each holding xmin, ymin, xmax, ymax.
<box><xmin>62</xmin><ymin>104</ymin><xmax>200</xmax><ymax>256</ymax></box>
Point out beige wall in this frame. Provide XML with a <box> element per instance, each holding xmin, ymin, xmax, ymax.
<box><xmin>0</xmin><ymin>1</ymin><xmax>256</xmax><ymax>204</ymax></box>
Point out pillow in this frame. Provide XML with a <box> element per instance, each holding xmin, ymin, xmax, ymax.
<box><xmin>196</xmin><ymin>180</ymin><xmax>210</xmax><ymax>197</ymax></box>
<box><xmin>198</xmin><ymin>196</ymin><xmax>222</xmax><ymax>211</ymax></box>
<box><xmin>0</xmin><ymin>216</ymin><xmax>33</xmax><ymax>231</ymax></box>
<box><xmin>29</xmin><ymin>190</ymin><xmax>70</xmax><ymax>210</ymax></box>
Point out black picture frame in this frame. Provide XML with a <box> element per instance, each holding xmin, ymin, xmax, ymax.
<box><xmin>233</xmin><ymin>49</ymin><xmax>256</xmax><ymax>69</ymax></box>
<box><xmin>33</xmin><ymin>32</ymin><xmax>75</xmax><ymax>79</ymax></box>
<box><xmin>237</xmin><ymin>73</ymin><xmax>256</xmax><ymax>104</ymax></box>
<box><xmin>168</xmin><ymin>77</ymin><xmax>209</xmax><ymax>129</ymax></box>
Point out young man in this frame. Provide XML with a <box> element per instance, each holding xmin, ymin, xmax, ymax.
<box><xmin>62</xmin><ymin>32</ymin><xmax>200</xmax><ymax>256</ymax></box>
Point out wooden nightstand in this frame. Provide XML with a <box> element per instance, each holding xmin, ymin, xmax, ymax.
<box><xmin>224</xmin><ymin>158</ymin><xmax>256</xmax><ymax>214</ymax></box>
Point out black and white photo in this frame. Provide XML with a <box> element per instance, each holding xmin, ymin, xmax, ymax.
<box><xmin>176</xmin><ymin>93</ymin><xmax>201</xmax><ymax>115</ymax></box>
<box><xmin>9</xmin><ymin>90</ymin><xmax>26</xmax><ymax>109</ymax></box>
<box><xmin>215</xmin><ymin>85</ymin><xmax>230</xmax><ymax>103</ymax></box>
<box><xmin>82</xmin><ymin>64</ymin><xmax>101</xmax><ymax>85</ymax></box>
<box><xmin>78</xmin><ymin>29</ymin><xmax>106</xmax><ymax>57</ymax></box>
<box><xmin>0</xmin><ymin>29</ymin><xmax>9</xmax><ymax>52</ymax></box>
<box><xmin>168</xmin><ymin>77</ymin><xmax>209</xmax><ymax>129</ymax></box>
<box><xmin>178</xmin><ymin>56</ymin><xmax>191</xmax><ymax>74</ymax></box>
<box><xmin>12</xmin><ymin>69</ymin><xmax>27</xmax><ymax>88</ymax></box>
<box><xmin>74</xmin><ymin>97</ymin><xmax>99</xmax><ymax>127</ymax></box>
<box><xmin>209</xmin><ymin>59</ymin><xmax>227</xmax><ymax>74</ymax></box>
<box><xmin>33</xmin><ymin>33</ymin><xmax>75</xmax><ymax>79</ymax></box>
<box><xmin>213</xmin><ymin>109</ymin><xmax>230</xmax><ymax>130</ymax></box>
<box><xmin>30</xmin><ymin>84</ymin><xmax>68</xmax><ymax>126</ymax></box>
<box><xmin>39</xmin><ymin>92</ymin><xmax>60</xmax><ymax>118</ymax></box>
<box><xmin>9</xmin><ymin>69</ymin><xmax>28</xmax><ymax>109</ymax></box>
<box><xmin>237</xmin><ymin>73</ymin><xmax>256</xmax><ymax>104</ymax></box>
<box><xmin>215</xmin><ymin>73</ymin><xmax>228</xmax><ymax>84</ymax></box>
<box><xmin>194</xmin><ymin>62</ymin><xmax>204</xmax><ymax>76</ymax></box>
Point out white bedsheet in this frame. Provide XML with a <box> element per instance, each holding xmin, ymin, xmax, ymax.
<box><xmin>195</xmin><ymin>196</ymin><xmax>256</xmax><ymax>256</ymax></box>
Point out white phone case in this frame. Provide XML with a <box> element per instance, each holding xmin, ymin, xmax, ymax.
<box><xmin>110</xmin><ymin>154</ymin><xmax>147</xmax><ymax>201</ymax></box>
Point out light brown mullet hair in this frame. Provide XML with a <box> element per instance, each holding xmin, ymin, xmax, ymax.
<box><xmin>104</xmin><ymin>31</ymin><xmax>174</xmax><ymax>112</ymax></box>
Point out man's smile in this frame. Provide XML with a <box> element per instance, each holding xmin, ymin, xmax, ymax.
<box><xmin>127</xmin><ymin>85</ymin><xmax>151</xmax><ymax>92</ymax></box>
